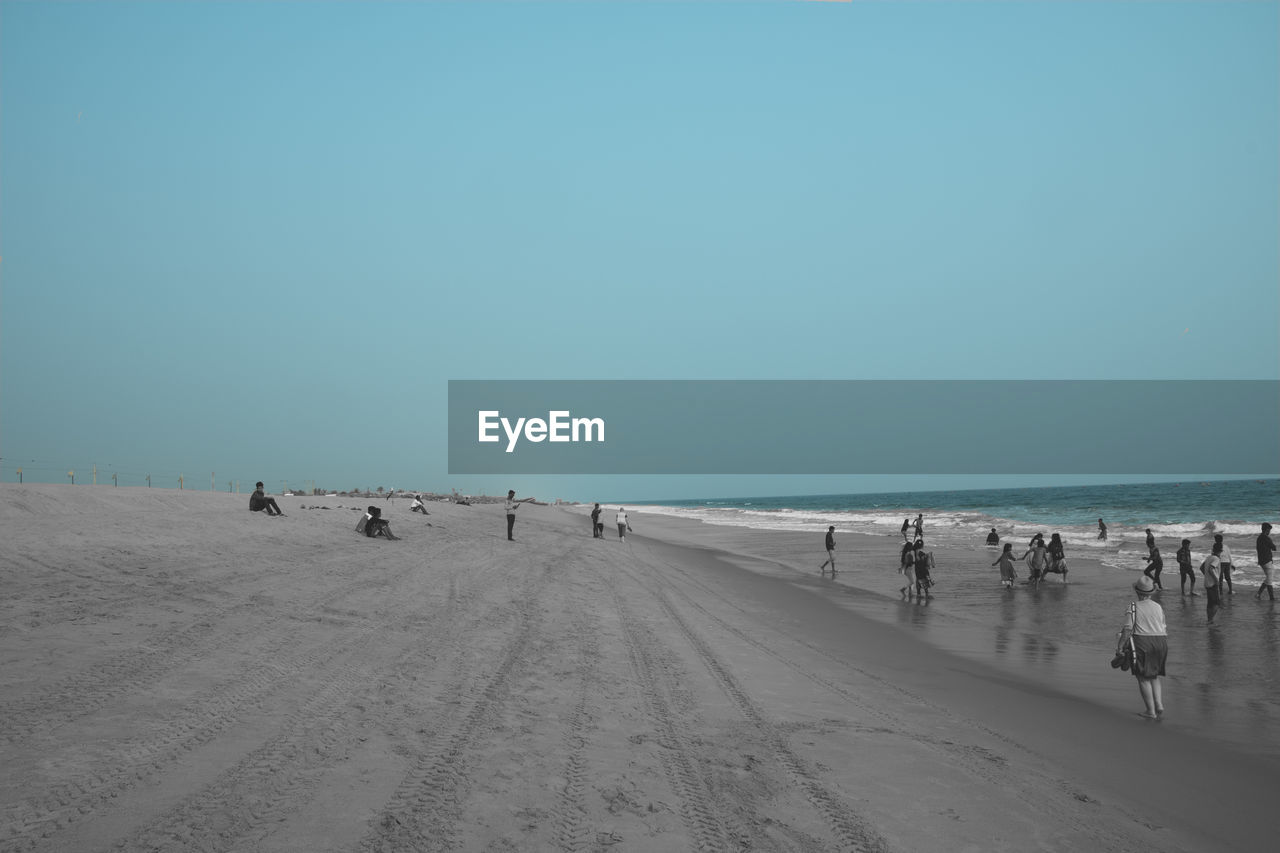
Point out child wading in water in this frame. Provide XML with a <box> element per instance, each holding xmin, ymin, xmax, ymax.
<box><xmin>993</xmin><ymin>543</ymin><xmax>1018</xmax><ymax>588</ymax></box>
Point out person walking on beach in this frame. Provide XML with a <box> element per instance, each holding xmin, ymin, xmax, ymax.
<box><xmin>1143</xmin><ymin>544</ymin><xmax>1165</xmax><ymax>591</ymax></box>
<box><xmin>249</xmin><ymin>482</ymin><xmax>284</xmax><ymax>516</ymax></box>
<box><xmin>1215</xmin><ymin>534</ymin><xmax>1235</xmax><ymax>594</ymax></box>
<box><xmin>993</xmin><ymin>543</ymin><xmax>1018</xmax><ymax>588</ymax></box>
<box><xmin>590</xmin><ymin>503</ymin><xmax>602</xmax><ymax>538</ymax></box>
<box><xmin>1256</xmin><ymin>522</ymin><xmax>1276</xmax><ymax>601</ymax></box>
<box><xmin>1201</xmin><ymin>545</ymin><xmax>1222</xmax><ymax>623</ymax></box>
<box><xmin>901</xmin><ymin>518</ymin><xmax>911</xmax><ymax>542</ymax></box>
<box><xmin>1177</xmin><ymin>539</ymin><xmax>1197</xmax><ymax>596</ymax></box>
<box><xmin>899</xmin><ymin>541</ymin><xmax>917</xmax><ymax>597</ymax></box>
<box><xmin>616</xmin><ymin>507</ymin><xmax>632</xmax><ymax>541</ymax></box>
<box><xmin>1121</xmin><ymin>576</ymin><xmax>1168</xmax><ymax>720</ymax></box>
<box><xmin>1098</xmin><ymin>518</ymin><xmax>1108</xmax><ymax>541</ymax></box>
<box><xmin>914</xmin><ymin>540</ymin><xmax>934</xmax><ymax>598</ymax></box>
<box><xmin>914</xmin><ymin>514</ymin><xmax>924</xmax><ymax>541</ymax></box>
<box><xmin>505</xmin><ymin>490</ymin><xmax>533</xmax><ymax>541</ymax></box>
<box><xmin>819</xmin><ymin>526</ymin><xmax>838</xmax><ymax>575</ymax></box>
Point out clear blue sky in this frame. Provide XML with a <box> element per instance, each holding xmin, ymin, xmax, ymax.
<box><xmin>2</xmin><ymin>2</ymin><xmax>1276</xmax><ymax>500</ymax></box>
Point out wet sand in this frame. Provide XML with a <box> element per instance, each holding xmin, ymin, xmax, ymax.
<box><xmin>621</xmin><ymin>508</ymin><xmax>1280</xmax><ymax>759</ymax></box>
<box><xmin>1</xmin><ymin>485</ymin><xmax>1275</xmax><ymax>852</ymax></box>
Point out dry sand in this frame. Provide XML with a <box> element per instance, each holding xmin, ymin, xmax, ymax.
<box><xmin>1</xmin><ymin>485</ymin><xmax>1275</xmax><ymax>852</ymax></box>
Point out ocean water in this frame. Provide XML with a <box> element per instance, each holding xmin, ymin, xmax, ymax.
<box><xmin>629</xmin><ymin>480</ymin><xmax>1280</xmax><ymax>752</ymax></box>
<box><xmin>630</xmin><ymin>479</ymin><xmax>1279</xmax><ymax>573</ymax></box>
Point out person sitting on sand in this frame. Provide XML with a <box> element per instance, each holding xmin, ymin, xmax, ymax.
<box><xmin>409</xmin><ymin>494</ymin><xmax>430</xmax><ymax>515</ymax></box>
<box><xmin>986</xmin><ymin>528</ymin><xmax>1000</xmax><ymax>546</ymax></box>
<box><xmin>249</xmin><ymin>482</ymin><xmax>284</xmax><ymax>516</ymax></box>
<box><xmin>819</xmin><ymin>526</ymin><xmax>837</xmax><ymax>575</ymax></box>
<box><xmin>1121</xmin><ymin>576</ymin><xmax>1167</xmax><ymax>720</ymax></box>
<box><xmin>993</xmin><ymin>543</ymin><xmax>1018</xmax><ymax>588</ymax></box>
<box><xmin>363</xmin><ymin>505</ymin><xmax>397</xmax><ymax>539</ymax></box>
<box><xmin>913</xmin><ymin>540</ymin><xmax>934</xmax><ymax>598</ymax></box>
<box><xmin>1177</xmin><ymin>539</ymin><xmax>1196</xmax><ymax>596</ymax></box>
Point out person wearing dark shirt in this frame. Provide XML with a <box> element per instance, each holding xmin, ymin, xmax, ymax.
<box><xmin>1145</xmin><ymin>528</ymin><xmax>1156</xmax><ymax>551</ymax></box>
<box><xmin>1176</xmin><ymin>539</ymin><xmax>1196</xmax><ymax>596</ymax></box>
<box><xmin>986</xmin><ymin>528</ymin><xmax>1000</xmax><ymax>546</ymax></box>
<box><xmin>819</xmin><ymin>526</ymin><xmax>837</xmax><ymax>575</ymax></box>
<box><xmin>249</xmin><ymin>481</ymin><xmax>284</xmax><ymax>516</ymax></box>
<box><xmin>1143</xmin><ymin>545</ymin><xmax>1164</xmax><ymax>590</ymax></box>
<box><xmin>1256</xmin><ymin>522</ymin><xmax>1276</xmax><ymax>601</ymax></box>
<box><xmin>1044</xmin><ymin>533</ymin><xmax>1068</xmax><ymax>583</ymax></box>
<box><xmin>590</xmin><ymin>503</ymin><xmax>602</xmax><ymax>538</ymax></box>
<box><xmin>1098</xmin><ymin>518</ymin><xmax>1108</xmax><ymax>541</ymax></box>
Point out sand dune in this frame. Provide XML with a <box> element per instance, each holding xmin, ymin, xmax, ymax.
<box><xmin>1</xmin><ymin>485</ymin><xmax>1272</xmax><ymax>852</ymax></box>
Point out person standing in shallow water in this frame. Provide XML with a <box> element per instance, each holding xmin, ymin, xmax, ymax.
<box><xmin>913</xmin><ymin>540</ymin><xmax>934</xmax><ymax>598</ymax></box>
<box><xmin>1215</xmin><ymin>534</ymin><xmax>1234</xmax><ymax>595</ymax></box>
<box><xmin>1098</xmin><ymin>518</ymin><xmax>1108</xmax><ymax>541</ymax></box>
<box><xmin>1143</xmin><ymin>544</ymin><xmax>1165</xmax><ymax>591</ymax></box>
<box><xmin>1122</xmin><ymin>576</ymin><xmax>1168</xmax><ymax>720</ymax></box>
<box><xmin>1256</xmin><ymin>522</ymin><xmax>1276</xmax><ymax>601</ymax></box>
<box><xmin>1177</xmin><ymin>539</ymin><xmax>1196</xmax><ymax>596</ymax></box>
<box><xmin>993</xmin><ymin>543</ymin><xmax>1018</xmax><ymax>588</ymax></box>
<box><xmin>1201</xmin><ymin>545</ymin><xmax>1222</xmax><ymax>624</ymax></box>
<box><xmin>819</xmin><ymin>526</ymin><xmax>837</xmax><ymax>575</ymax></box>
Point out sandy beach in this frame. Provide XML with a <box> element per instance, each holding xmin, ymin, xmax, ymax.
<box><xmin>2</xmin><ymin>485</ymin><xmax>1276</xmax><ymax>853</ymax></box>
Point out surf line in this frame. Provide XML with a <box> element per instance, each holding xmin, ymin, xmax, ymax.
<box><xmin>478</xmin><ymin>410</ymin><xmax>605</xmax><ymax>453</ymax></box>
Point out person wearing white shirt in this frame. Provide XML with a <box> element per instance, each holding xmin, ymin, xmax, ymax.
<box><xmin>505</xmin><ymin>490</ymin><xmax>534</xmax><ymax>541</ymax></box>
<box><xmin>615</xmin><ymin>508</ymin><xmax>631</xmax><ymax>541</ymax></box>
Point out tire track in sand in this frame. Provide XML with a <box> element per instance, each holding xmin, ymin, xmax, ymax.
<box><xmin>635</xmin><ymin>550</ymin><xmax>1139</xmax><ymax>851</ymax></box>
<box><xmin>357</xmin><ymin>551</ymin><xmax>554</xmax><ymax>853</ymax></box>
<box><xmin>613</xmin><ymin>587</ymin><xmax>737</xmax><ymax>853</ymax></box>
<box><xmin>635</xmin><ymin>573</ymin><xmax>892</xmax><ymax>853</ymax></box>
<box><xmin>0</xmin><ymin>553</ymin><xmax>420</xmax><ymax>746</ymax></box>
<box><xmin>550</xmin><ymin>600</ymin><xmax>603</xmax><ymax>853</ymax></box>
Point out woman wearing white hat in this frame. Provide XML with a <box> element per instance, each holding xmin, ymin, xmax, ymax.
<box><xmin>1121</xmin><ymin>576</ymin><xmax>1168</xmax><ymax>720</ymax></box>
